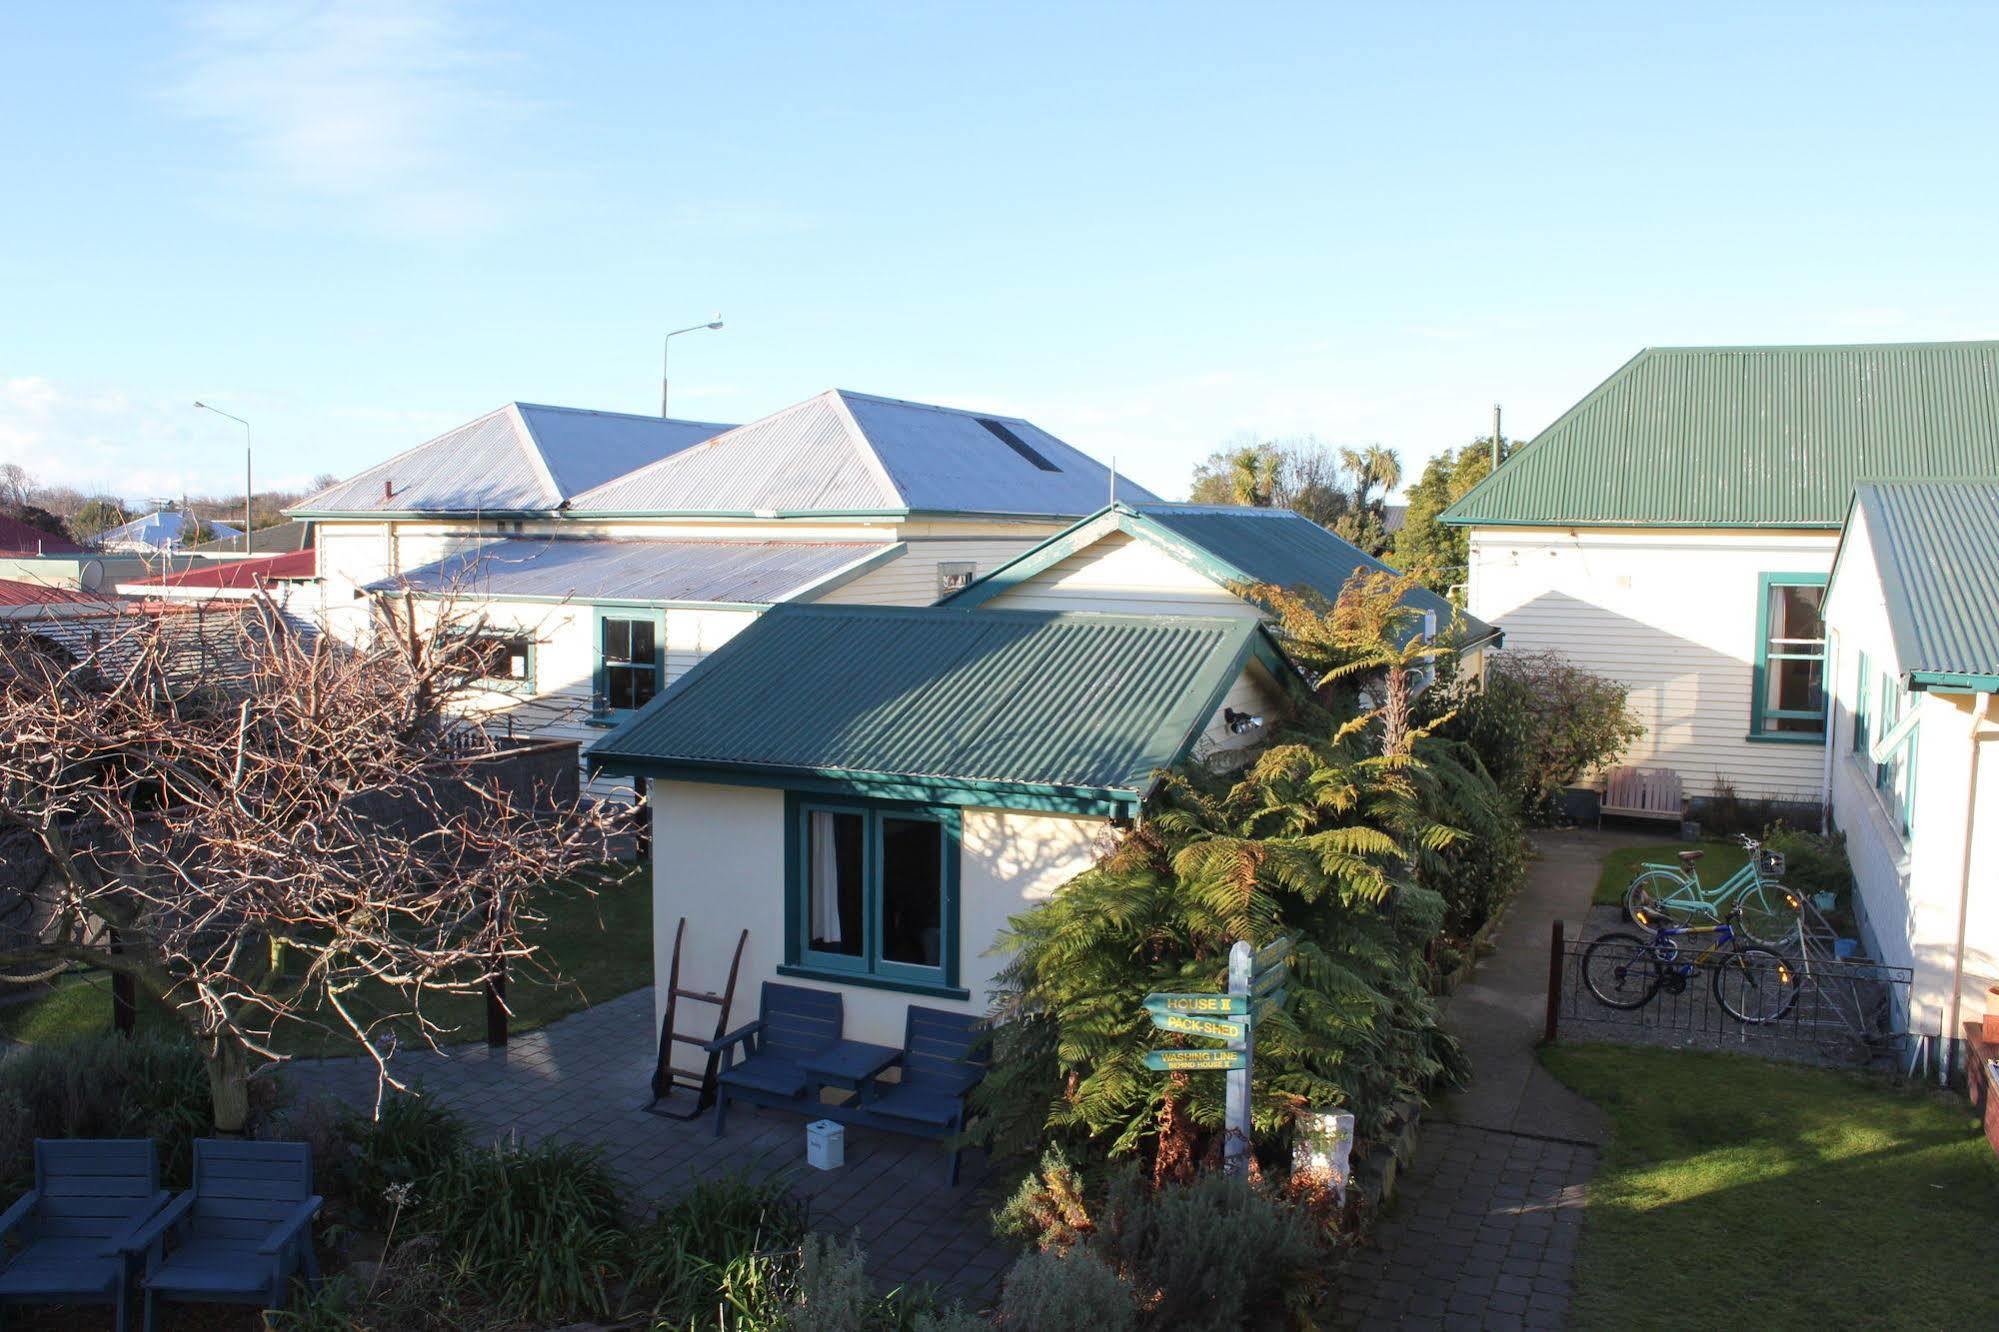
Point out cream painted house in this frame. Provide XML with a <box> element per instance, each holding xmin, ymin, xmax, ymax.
<box><xmin>590</xmin><ymin>603</ymin><xmax>1307</xmax><ymax>1049</ymax></box>
<box><xmin>1446</xmin><ymin>342</ymin><xmax>1999</xmax><ymax>814</ymax></box>
<box><xmin>1823</xmin><ymin>481</ymin><xmax>1999</xmax><ymax>1065</ymax></box>
<box><xmin>289</xmin><ymin>391</ymin><xmax>1156</xmax><ymax>782</ymax></box>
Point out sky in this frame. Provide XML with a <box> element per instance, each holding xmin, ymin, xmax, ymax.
<box><xmin>3</xmin><ymin>1</ymin><xmax>1996</xmax><ymax>506</ymax></box>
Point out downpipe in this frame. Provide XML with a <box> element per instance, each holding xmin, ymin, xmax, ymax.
<box><xmin>1943</xmin><ymin>690</ymin><xmax>1997</xmax><ymax>1086</ymax></box>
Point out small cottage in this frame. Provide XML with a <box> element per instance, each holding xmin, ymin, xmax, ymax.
<box><xmin>588</xmin><ymin>603</ymin><xmax>1305</xmax><ymax>1047</ymax></box>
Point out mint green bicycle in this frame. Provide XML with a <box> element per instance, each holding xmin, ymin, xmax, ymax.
<box><xmin>1623</xmin><ymin>836</ymin><xmax>1798</xmax><ymax>947</ymax></box>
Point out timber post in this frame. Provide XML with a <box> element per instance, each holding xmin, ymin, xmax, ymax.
<box><xmin>1544</xmin><ymin>919</ymin><xmax>1564</xmax><ymax>1044</ymax></box>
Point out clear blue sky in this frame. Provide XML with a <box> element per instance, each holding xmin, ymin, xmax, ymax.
<box><xmin>3</xmin><ymin>2</ymin><xmax>1995</xmax><ymax>504</ymax></box>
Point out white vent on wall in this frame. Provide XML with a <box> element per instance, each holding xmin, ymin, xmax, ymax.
<box><xmin>938</xmin><ymin>561</ymin><xmax>976</xmax><ymax>596</ymax></box>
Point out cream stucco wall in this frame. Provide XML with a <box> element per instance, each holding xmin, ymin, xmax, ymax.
<box><xmin>648</xmin><ymin>781</ymin><xmax>1115</xmax><ymax>1048</ymax></box>
<box><xmin>1824</xmin><ymin>510</ymin><xmax>1999</xmax><ymax>1043</ymax></box>
<box><xmin>1465</xmin><ymin>525</ymin><xmax>1839</xmax><ymax>802</ymax></box>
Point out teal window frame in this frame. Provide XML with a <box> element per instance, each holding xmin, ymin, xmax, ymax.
<box><xmin>1870</xmin><ymin>670</ymin><xmax>1918</xmax><ymax>840</ymax></box>
<box><xmin>592</xmin><ymin>607</ymin><xmax>666</xmax><ymax>722</ymax></box>
<box><xmin>1852</xmin><ymin>649</ymin><xmax>1871</xmax><ymax>756</ymax></box>
<box><xmin>781</xmin><ymin>791</ymin><xmax>965</xmax><ymax>999</ymax></box>
<box><xmin>1748</xmin><ymin>572</ymin><xmax>1829</xmax><ymax>744</ymax></box>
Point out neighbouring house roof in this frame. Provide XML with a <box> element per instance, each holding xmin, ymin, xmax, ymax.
<box><xmin>131</xmin><ymin>549</ymin><xmax>318</xmax><ymax>589</ymax></box>
<box><xmin>1442</xmin><ymin>342</ymin><xmax>1999</xmax><ymax>529</ymax></box>
<box><xmin>194</xmin><ymin>521</ymin><xmax>314</xmax><ymax>555</ymax></box>
<box><xmin>1833</xmin><ymin>480</ymin><xmax>1999</xmax><ymax>692</ymax></box>
<box><xmin>939</xmin><ymin>502</ymin><xmax>1501</xmax><ymax>649</ymax></box>
<box><xmin>290</xmin><ymin>404</ymin><xmax>735</xmax><ymax>516</ymax></box>
<box><xmin>374</xmin><ymin>537</ymin><xmax>901</xmax><ymax>607</ymax></box>
<box><xmin>100</xmin><ymin>511</ymin><xmax>240</xmax><ymax>550</ymax></box>
<box><xmin>0</xmin><ymin>578</ymin><xmax>119</xmax><ymax>610</ymax></box>
<box><xmin>568</xmin><ymin>389</ymin><xmax>1157</xmax><ymax>518</ymax></box>
<box><xmin>588</xmin><ymin>603</ymin><xmax>1295</xmax><ymax>814</ymax></box>
<box><xmin>0</xmin><ymin>514</ymin><xmax>84</xmax><ymax>557</ymax></box>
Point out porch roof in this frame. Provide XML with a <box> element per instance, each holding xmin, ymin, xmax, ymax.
<box><xmin>588</xmin><ymin>603</ymin><xmax>1291</xmax><ymax>814</ymax></box>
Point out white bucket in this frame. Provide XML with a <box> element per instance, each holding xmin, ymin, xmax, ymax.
<box><xmin>806</xmin><ymin>1118</ymin><xmax>845</xmax><ymax>1170</ymax></box>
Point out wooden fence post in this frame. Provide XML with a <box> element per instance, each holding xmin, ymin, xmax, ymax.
<box><xmin>1544</xmin><ymin>919</ymin><xmax>1565</xmax><ymax>1044</ymax></box>
<box><xmin>486</xmin><ymin>889</ymin><xmax>508</xmax><ymax>1048</ymax></box>
<box><xmin>109</xmin><ymin>927</ymin><xmax>135</xmax><ymax>1038</ymax></box>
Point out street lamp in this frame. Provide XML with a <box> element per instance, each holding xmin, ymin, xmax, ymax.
<box><xmin>192</xmin><ymin>401</ymin><xmax>251</xmax><ymax>551</ymax></box>
<box><xmin>662</xmin><ymin>314</ymin><xmax>723</xmax><ymax>417</ymax></box>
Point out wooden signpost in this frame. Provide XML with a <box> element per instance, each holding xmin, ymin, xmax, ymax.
<box><xmin>1144</xmin><ymin>935</ymin><xmax>1293</xmax><ymax>1176</ymax></box>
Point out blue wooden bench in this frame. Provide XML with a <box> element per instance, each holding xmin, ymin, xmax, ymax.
<box><xmin>706</xmin><ymin>982</ymin><xmax>845</xmax><ymax>1134</ymax></box>
<box><xmin>704</xmin><ymin>987</ymin><xmax>988</xmax><ymax>1184</ymax></box>
<box><xmin>129</xmin><ymin>1139</ymin><xmax>322</xmax><ymax>1331</ymax></box>
<box><xmin>0</xmin><ymin>1138</ymin><xmax>169</xmax><ymax>1332</ymax></box>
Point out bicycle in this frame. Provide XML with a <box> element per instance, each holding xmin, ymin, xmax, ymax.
<box><xmin>1581</xmin><ymin>909</ymin><xmax>1801</xmax><ymax>1024</ymax></box>
<box><xmin>1623</xmin><ymin>834</ymin><xmax>1797</xmax><ymax>947</ymax></box>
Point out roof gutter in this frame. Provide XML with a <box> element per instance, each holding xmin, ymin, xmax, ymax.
<box><xmin>586</xmin><ymin>752</ymin><xmax>1139</xmax><ymax>818</ymax></box>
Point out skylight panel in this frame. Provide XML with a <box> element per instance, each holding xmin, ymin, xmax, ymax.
<box><xmin>976</xmin><ymin>417</ymin><xmax>1061</xmax><ymax>471</ymax></box>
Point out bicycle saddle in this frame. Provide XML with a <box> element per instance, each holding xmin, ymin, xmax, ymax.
<box><xmin>1677</xmin><ymin>849</ymin><xmax>1705</xmax><ymax>864</ymax></box>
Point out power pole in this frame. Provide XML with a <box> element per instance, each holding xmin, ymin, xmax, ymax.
<box><xmin>1491</xmin><ymin>403</ymin><xmax>1502</xmax><ymax>472</ymax></box>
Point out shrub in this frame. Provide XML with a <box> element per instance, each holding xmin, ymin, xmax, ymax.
<box><xmin>994</xmin><ymin>1147</ymin><xmax>1097</xmax><ymax>1253</ymax></box>
<box><xmin>1764</xmin><ymin>822</ymin><xmax>1853</xmax><ymax>905</ymax></box>
<box><xmin>415</xmin><ymin>1138</ymin><xmax>629</xmax><ymax>1323</ymax></box>
<box><xmin>632</xmin><ymin>1170</ymin><xmax>806</xmax><ymax>1325</ymax></box>
<box><xmin>1433</xmin><ymin>649</ymin><xmax>1644</xmax><ymax>823</ymax></box>
<box><xmin>337</xmin><ymin>1088</ymin><xmax>468</xmax><ymax>1228</ymax></box>
<box><xmin>268</xmin><ymin>1237</ymin><xmax>473</xmax><ymax>1332</ymax></box>
<box><xmin>998</xmin><ymin>1248</ymin><xmax>1135</xmax><ymax>1331</ymax></box>
<box><xmin>0</xmin><ymin>1034</ymin><xmax>279</xmax><ymax>1192</ymax></box>
<box><xmin>789</xmin><ymin>1231</ymin><xmax>875</xmax><ymax>1330</ymax></box>
<box><xmin>1091</xmin><ymin>1169</ymin><xmax>1325</xmax><ymax>1331</ymax></box>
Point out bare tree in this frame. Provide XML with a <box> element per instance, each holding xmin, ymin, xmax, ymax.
<box><xmin>0</xmin><ymin>463</ymin><xmax>32</xmax><ymax>509</ymax></box>
<box><xmin>0</xmin><ymin>594</ymin><xmax>618</xmax><ymax>1130</ymax></box>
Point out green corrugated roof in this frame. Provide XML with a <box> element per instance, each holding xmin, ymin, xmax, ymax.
<box><xmin>938</xmin><ymin>502</ymin><xmax>1500</xmax><ymax>648</ymax></box>
<box><xmin>1443</xmin><ymin>342</ymin><xmax>1999</xmax><ymax>529</ymax></box>
<box><xmin>1837</xmin><ymin>480</ymin><xmax>1999</xmax><ymax>691</ymax></box>
<box><xmin>587</xmin><ymin>603</ymin><xmax>1278</xmax><ymax>812</ymax></box>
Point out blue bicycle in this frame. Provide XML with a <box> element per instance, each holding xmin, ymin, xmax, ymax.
<box><xmin>1582</xmin><ymin>908</ymin><xmax>1800</xmax><ymax>1024</ymax></box>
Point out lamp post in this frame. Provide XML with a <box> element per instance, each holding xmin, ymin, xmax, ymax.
<box><xmin>662</xmin><ymin>314</ymin><xmax>723</xmax><ymax>417</ymax></box>
<box><xmin>193</xmin><ymin>401</ymin><xmax>252</xmax><ymax>551</ymax></box>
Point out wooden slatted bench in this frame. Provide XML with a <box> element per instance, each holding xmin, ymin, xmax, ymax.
<box><xmin>1599</xmin><ymin>767</ymin><xmax>1685</xmax><ymax>825</ymax></box>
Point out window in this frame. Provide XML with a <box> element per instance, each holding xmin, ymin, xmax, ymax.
<box><xmin>1750</xmin><ymin>573</ymin><xmax>1827</xmax><ymax>740</ymax></box>
<box><xmin>461</xmin><ymin>633</ymin><xmax>533</xmax><ymax>691</ymax></box>
<box><xmin>787</xmin><ymin>796</ymin><xmax>961</xmax><ymax>995</ymax></box>
<box><xmin>599</xmin><ymin>614</ymin><xmax>661</xmax><ymax>713</ymax></box>
<box><xmin>938</xmin><ymin>561</ymin><xmax>976</xmax><ymax>597</ymax></box>
<box><xmin>1870</xmin><ymin>670</ymin><xmax>1918</xmax><ymax>840</ymax></box>
<box><xmin>1852</xmin><ymin>650</ymin><xmax>1871</xmax><ymax>756</ymax></box>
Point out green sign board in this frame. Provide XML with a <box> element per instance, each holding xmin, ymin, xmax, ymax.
<box><xmin>1253</xmin><ymin>936</ymin><xmax>1294</xmax><ymax>974</ymax></box>
<box><xmin>1144</xmin><ymin>993</ymin><xmax>1250</xmax><ymax>1015</ymax></box>
<box><xmin>1251</xmin><ymin>963</ymin><xmax>1288</xmax><ymax>997</ymax></box>
<box><xmin>1143</xmin><ymin>1049</ymin><xmax>1247</xmax><ymax>1072</ymax></box>
<box><xmin>1149</xmin><ymin>1010</ymin><xmax>1250</xmax><ymax>1042</ymax></box>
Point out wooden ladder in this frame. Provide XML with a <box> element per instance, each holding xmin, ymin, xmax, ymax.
<box><xmin>647</xmin><ymin>918</ymin><xmax>748</xmax><ymax>1119</ymax></box>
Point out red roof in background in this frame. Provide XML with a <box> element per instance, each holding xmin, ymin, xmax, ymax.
<box><xmin>135</xmin><ymin>549</ymin><xmax>317</xmax><ymax>589</ymax></box>
<box><xmin>0</xmin><ymin>578</ymin><xmax>118</xmax><ymax>608</ymax></box>
<box><xmin>0</xmin><ymin>513</ymin><xmax>85</xmax><ymax>557</ymax></box>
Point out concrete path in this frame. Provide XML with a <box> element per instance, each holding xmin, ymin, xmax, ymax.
<box><xmin>1338</xmin><ymin>829</ymin><xmax>1645</xmax><ymax>1329</ymax></box>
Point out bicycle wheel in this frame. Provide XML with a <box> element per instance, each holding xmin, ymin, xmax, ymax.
<box><xmin>1581</xmin><ymin>932</ymin><xmax>1665</xmax><ymax>1009</ymax></box>
<box><xmin>1623</xmin><ymin>870</ymin><xmax>1689</xmax><ymax>928</ymax></box>
<box><xmin>1713</xmin><ymin>946</ymin><xmax>1800</xmax><ymax>1024</ymax></box>
<box><xmin>1733</xmin><ymin>880</ymin><xmax>1798</xmax><ymax>947</ymax></box>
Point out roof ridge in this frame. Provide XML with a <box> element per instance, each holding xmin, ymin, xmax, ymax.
<box><xmin>508</xmin><ymin>403</ymin><xmax>566</xmax><ymax>504</ymax></box>
<box><xmin>833</xmin><ymin>388</ymin><xmax>1032</xmax><ymax>422</ymax></box>
<box><xmin>827</xmin><ymin>390</ymin><xmax>908</xmax><ymax>510</ymax></box>
<box><xmin>288</xmin><ymin>402</ymin><xmax>526</xmax><ymax>512</ymax></box>
<box><xmin>1642</xmin><ymin>339</ymin><xmax>1999</xmax><ymax>353</ymax></box>
<box><xmin>566</xmin><ymin>392</ymin><xmax>842</xmax><ymax>504</ymax></box>
<box><xmin>514</xmin><ymin>401</ymin><xmax>735</xmax><ymax>428</ymax></box>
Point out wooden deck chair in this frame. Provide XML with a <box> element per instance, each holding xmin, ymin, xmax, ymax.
<box><xmin>130</xmin><ymin>1140</ymin><xmax>321</xmax><ymax>1331</ymax></box>
<box><xmin>0</xmin><ymin>1139</ymin><xmax>168</xmax><ymax>1332</ymax></box>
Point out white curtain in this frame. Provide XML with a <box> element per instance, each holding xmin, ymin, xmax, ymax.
<box><xmin>810</xmin><ymin>811</ymin><xmax>842</xmax><ymax>945</ymax></box>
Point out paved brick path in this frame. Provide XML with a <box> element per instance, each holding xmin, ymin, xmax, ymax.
<box><xmin>285</xmin><ymin>988</ymin><xmax>1013</xmax><ymax>1299</ymax></box>
<box><xmin>1336</xmin><ymin>1122</ymin><xmax>1592</xmax><ymax>1329</ymax></box>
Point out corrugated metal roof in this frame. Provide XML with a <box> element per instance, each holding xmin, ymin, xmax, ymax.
<box><xmin>100</xmin><ymin>511</ymin><xmax>240</xmax><ymax>549</ymax></box>
<box><xmin>0</xmin><ymin>514</ymin><xmax>84</xmax><ymax>556</ymax></box>
<box><xmin>589</xmin><ymin>604</ymin><xmax>1260</xmax><ymax>803</ymax></box>
<box><xmin>135</xmin><ymin>550</ymin><xmax>317</xmax><ymax>588</ymax></box>
<box><xmin>0</xmin><ymin>578</ymin><xmax>118</xmax><ymax>608</ymax></box>
<box><xmin>1135</xmin><ymin>504</ymin><xmax>1500</xmax><ymax>646</ymax></box>
<box><xmin>569</xmin><ymin>389</ymin><xmax>1155</xmax><ymax>516</ymax></box>
<box><xmin>292</xmin><ymin>405</ymin><xmax>733</xmax><ymax>515</ymax></box>
<box><xmin>374</xmin><ymin>538</ymin><xmax>895</xmax><ymax>605</ymax></box>
<box><xmin>1846</xmin><ymin>480</ymin><xmax>1999</xmax><ymax>687</ymax></box>
<box><xmin>1443</xmin><ymin>342</ymin><xmax>1999</xmax><ymax>528</ymax></box>
<box><xmin>194</xmin><ymin>521</ymin><xmax>313</xmax><ymax>555</ymax></box>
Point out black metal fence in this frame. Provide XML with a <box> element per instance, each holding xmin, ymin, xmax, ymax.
<box><xmin>1544</xmin><ymin>920</ymin><xmax>1912</xmax><ymax>1066</ymax></box>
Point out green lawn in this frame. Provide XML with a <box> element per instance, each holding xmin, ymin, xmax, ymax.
<box><xmin>1592</xmin><ymin>841</ymin><xmax>1748</xmax><ymax>906</ymax></box>
<box><xmin>0</xmin><ymin>863</ymin><xmax>653</xmax><ymax>1056</ymax></box>
<box><xmin>1544</xmin><ymin>1045</ymin><xmax>1999</xmax><ymax>1329</ymax></box>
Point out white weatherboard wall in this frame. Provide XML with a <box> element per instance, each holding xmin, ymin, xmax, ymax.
<box><xmin>1466</xmin><ymin>526</ymin><xmax>1838</xmax><ymax>803</ymax></box>
<box><xmin>1824</xmin><ymin>513</ymin><xmax>1999</xmax><ymax>1043</ymax></box>
<box><xmin>985</xmin><ymin>531</ymin><xmax>1261</xmax><ymax>619</ymax></box>
<box><xmin>649</xmin><ymin>782</ymin><xmax>1114</xmax><ymax>1048</ymax></box>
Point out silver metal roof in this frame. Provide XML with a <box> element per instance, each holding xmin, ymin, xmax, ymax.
<box><xmin>569</xmin><ymin>389</ymin><xmax>1157</xmax><ymax>516</ymax></box>
<box><xmin>372</xmin><ymin>537</ymin><xmax>896</xmax><ymax>605</ymax></box>
<box><xmin>293</xmin><ymin>404</ymin><xmax>734</xmax><ymax>515</ymax></box>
